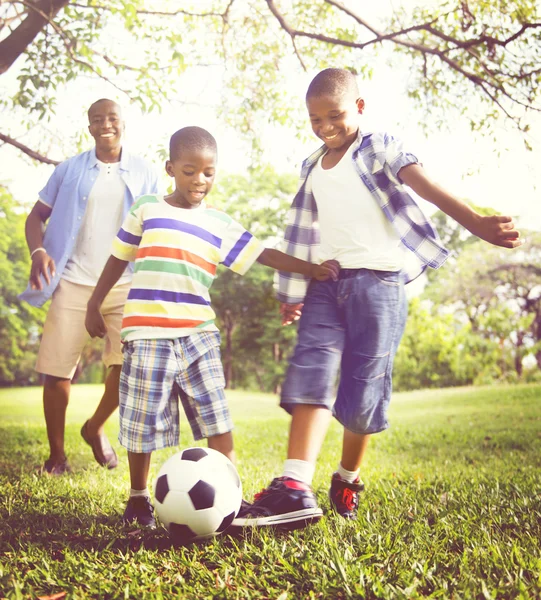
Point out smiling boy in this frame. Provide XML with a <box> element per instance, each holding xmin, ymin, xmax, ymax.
<box><xmin>20</xmin><ymin>99</ymin><xmax>159</xmax><ymax>475</ymax></box>
<box><xmin>84</xmin><ymin>126</ymin><xmax>339</xmax><ymax>527</ymax></box>
<box><xmin>235</xmin><ymin>68</ymin><xmax>522</xmax><ymax>530</ymax></box>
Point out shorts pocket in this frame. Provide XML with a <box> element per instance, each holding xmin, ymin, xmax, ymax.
<box><xmin>370</xmin><ymin>270</ymin><xmax>401</xmax><ymax>286</ymax></box>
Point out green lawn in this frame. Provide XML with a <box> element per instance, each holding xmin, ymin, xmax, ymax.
<box><xmin>1</xmin><ymin>384</ymin><xmax>540</xmax><ymax>599</ymax></box>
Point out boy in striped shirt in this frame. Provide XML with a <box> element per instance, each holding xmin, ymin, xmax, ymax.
<box><xmin>85</xmin><ymin>126</ymin><xmax>339</xmax><ymax>528</ymax></box>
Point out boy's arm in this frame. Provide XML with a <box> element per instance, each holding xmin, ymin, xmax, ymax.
<box><xmin>398</xmin><ymin>164</ymin><xmax>522</xmax><ymax>249</ymax></box>
<box><xmin>26</xmin><ymin>201</ymin><xmax>55</xmax><ymax>290</ymax></box>
<box><xmin>86</xmin><ymin>256</ymin><xmax>129</xmax><ymax>338</ymax></box>
<box><xmin>257</xmin><ymin>248</ymin><xmax>340</xmax><ymax>281</ymax></box>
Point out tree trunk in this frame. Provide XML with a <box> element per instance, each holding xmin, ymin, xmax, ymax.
<box><xmin>0</xmin><ymin>0</ymin><xmax>70</xmax><ymax>75</ymax></box>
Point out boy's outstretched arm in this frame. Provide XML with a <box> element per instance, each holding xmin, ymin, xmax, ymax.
<box><xmin>85</xmin><ymin>256</ymin><xmax>129</xmax><ymax>338</ymax></box>
<box><xmin>256</xmin><ymin>248</ymin><xmax>340</xmax><ymax>281</ymax></box>
<box><xmin>399</xmin><ymin>164</ymin><xmax>523</xmax><ymax>249</ymax></box>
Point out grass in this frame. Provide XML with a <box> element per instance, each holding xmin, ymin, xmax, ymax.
<box><xmin>0</xmin><ymin>383</ymin><xmax>540</xmax><ymax>599</ymax></box>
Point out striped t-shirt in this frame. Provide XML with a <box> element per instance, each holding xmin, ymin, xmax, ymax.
<box><xmin>111</xmin><ymin>194</ymin><xmax>264</xmax><ymax>342</ymax></box>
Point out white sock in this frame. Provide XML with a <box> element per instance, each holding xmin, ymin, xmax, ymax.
<box><xmin>337</xmin><ymin>463</ymin><xmax>360</xmax><ymax>483</ymax></box>
<box><xmin>130</xmin><ymin>488</ymin><xmax>150</xmax><ymax>498</ymax></box>
<box><xmin>282</xmin><ymin>459</ymin><xmax>315</xmax><ymax>485</ymax></box>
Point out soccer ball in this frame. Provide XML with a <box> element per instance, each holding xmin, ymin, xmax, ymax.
<box><xmin>153</xmin><ymin>447</ymin><xmax>242</xmax><ymax>544</ymax></box>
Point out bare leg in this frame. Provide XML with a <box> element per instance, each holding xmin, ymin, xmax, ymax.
<box><xmin>208</xmin><ymin>431</ymin><xmax>235</xmax><ymax>464</ymax></box>
<box><xmin>84</xmin><ymin>365</ymin><xmax>121</xmax><ymax>437</ymax></box>
<box><xmin>128</xmin><ymin>451</ymin><xmax>152</xmax><ymax>490</ymax></box>
<box><xmin>287</xmin><ymin>404</ymin><xmax>333</xmax><ymax>462</ymax></box>
<box><xmin>43</xmin><ymin>375</ymin><xmax>71</xmax><ymax>462</ymax></box>
<box><xmin>341</xmin><ymin>429</ymin><xmax>371</xmax><ymax>472</ymax></box>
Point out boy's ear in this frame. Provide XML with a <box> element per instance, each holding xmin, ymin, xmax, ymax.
<box><xmin>356</xmin><ymin>98</ymin><xmax>365</xmax><ymax>114</ymax></box>
<box><xmin>165</xmin><ymin>160</ymin><xmax>174</xmax><ymax>177</ymax></box>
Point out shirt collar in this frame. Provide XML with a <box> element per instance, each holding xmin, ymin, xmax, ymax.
<box><xmin>88</xmin><ymin>147</ymin><xmax>129</xmax><ymax>171</ymax></box>
<box><xmin>304</xmin><ymin>129</ymin><xmax>371</xmax><ymax>169</ymax></box>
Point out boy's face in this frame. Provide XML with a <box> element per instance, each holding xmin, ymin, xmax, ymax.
<box><xmin>88</xmin><ymin>101</ymin><xmax>124</xmax><ymax>152</ymax></box>
<box><xmin>306</xmin><ymin>93</ymin><xmax>365</xmax><ymax>152</ymax></box>
<box><xmin>165</xmin><ymin>148</ymin><xmax>217</xmax><ymax>209</ymax></box>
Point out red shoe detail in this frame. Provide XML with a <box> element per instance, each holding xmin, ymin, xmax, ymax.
<box><xmin>283</xmin><ymin>478</ymin><xmax>309</xmax><ymax>491</ymax></box>
<box><xmin>341</xmin><ymin>488</ymin><xmax>356</xmax><ymax>511</ymax></box>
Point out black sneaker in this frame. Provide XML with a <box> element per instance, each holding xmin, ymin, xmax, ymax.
<box><xmin>231</xmin><ymin>477</ymin><xmax>323</xmax><ymax>530</ymax></box>
<box><xmin>122</xmin><ymin>496</ymin><xmax>156</xmax><ymax>529</ymax></box>
<box><xmin>42</xmin><ymin>457</ymin><xmax>72</xmax><ymax>476</ymax></box>
<box><xmin>329</xmin><ymin>472</ymin><xmax>364</xmax><ymax>519</ymax></box>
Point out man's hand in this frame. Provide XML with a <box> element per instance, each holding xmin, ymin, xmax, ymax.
<box><xmin>30</xmin><ymin>251</ymin><xmax>56</xmax><ymax>291</ymax></box>
<box><xmin>312</xmin><ymin>259</ymin><xmax>340</xmax><ymax>281</ymax></box>
<box><xmin>280</xmin><ymin>303</ymin><xmax>304</xmax><ymax>326</ymax></box>
<box><xmin>85</xmin><ymin>304</ymin><xmax>107</xmax><ymax>338</ymax></box>
<box><xmin>470</xmin><ymin>214</ymin><xmax>523</xmax><ymax>249</ymax></box>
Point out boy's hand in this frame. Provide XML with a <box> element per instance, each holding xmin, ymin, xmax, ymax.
<box><xmin>280</xmin><ymin>303</ymin><xmax>304</xmax><ymax>326</ymax></box>
<box><xmin>85</xmin><ymin>304</ymin><xmax>107</xmax><ymax>338</ymax></box>
<box><xmin>30</xmin><ymin>251</ymin><xmax>56</xmax><ymax>291</ymax></box>
<box><xmin>470</xmin><ymin>215</ymin><xmax>523</xmax><ymax>249</ymax></box>
<box><xmin>312</xmin><ymin>259</ymin><xmax>340</xmax><ymax>281</ymax></box>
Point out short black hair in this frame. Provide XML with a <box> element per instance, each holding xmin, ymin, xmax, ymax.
<box><xmin>169</xmin><ymin>126</ymin><xmax>217</xmax><ymax>161</ymax></box>
<box><xmin>87</xmin><ymin>98</ymin><xmax>121</xmax><ymax>120</ymax></box>
<box><xmin>306</xmin><ymin>68</ymin><xmax>359</xmax><ymax>101</ymax></box>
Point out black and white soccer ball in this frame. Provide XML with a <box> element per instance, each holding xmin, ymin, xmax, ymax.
<box><xmin>153</xmin><ymin>447</ymin><xmax>242</xmax><ymax>544</ymax></box>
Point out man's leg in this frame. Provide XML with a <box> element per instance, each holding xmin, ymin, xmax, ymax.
<box><xmin>80</xmin><ymin>364</ymin><xmax>120</xmax><ymax>468</ymax></box>
<box><xmin>84</xmin><ymin>364</ymin><xmax>121</xmax><ymax>437</ymax></box>
<box><xmin>43</xmin><ymin>375</ymin><xmax>71</xmax><ymax>464</ymax></box>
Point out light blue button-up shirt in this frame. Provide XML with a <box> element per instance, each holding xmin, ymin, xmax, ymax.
<box><xmin>19</xmin><ymin>148</ymin><xmax>159</xmax><ymax>307</ymax></box>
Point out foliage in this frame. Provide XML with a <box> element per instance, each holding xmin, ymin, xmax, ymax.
<box><xmin>0</xmin><ymin>186</ymin><xmax>46</xmax><ymax>385</ymax></box>
<box><xmin>1</xmin><ymin>1</ymin><xmax>540</xmax><ymax>164</ymax></box>
<box><xmin>1</xmin><ymin>384</ymin><xmax>540</xmax><ymax>598</ymax></box>
<box><xmin>209</xmin><ymin>166</ymin><xmax>298</xmax><ymax>390</ymax></box>
<box><xmin>393</xmin><ymin>297</ymin><xmax>503</xmax><ymax>390</ymax></box>
<box><xmin>424</xmin><ymin>231</ymin><xmax>541</xmax><ymax>376</ymax></box>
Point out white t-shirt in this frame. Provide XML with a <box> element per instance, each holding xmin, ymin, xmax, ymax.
<box><xmin>62</xmin><ymin>160</ymin><xmax>131</xmax><ymax>286</ymax></box>
<box><xmin>312</xmin><ymin>145</ymin><xmax>405</xmax><ymax>271</ymax></box>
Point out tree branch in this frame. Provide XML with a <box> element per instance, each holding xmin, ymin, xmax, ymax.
<box><xmin>0</xmin><ymin>132</ymin><xmax>60</xmax><ymax>165</ymax></box>
<box><xmin>0</xmin><ymin>0</ymin><xmax>69</xmax><ymax>74</ymax></box>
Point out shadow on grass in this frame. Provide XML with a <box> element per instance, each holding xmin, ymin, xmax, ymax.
<box><xmin>1</xmin><ymin>511</ymin><xmax>272</xmax><ymax>555</ymax></box>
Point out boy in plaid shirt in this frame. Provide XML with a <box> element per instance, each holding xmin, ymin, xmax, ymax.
<box><xmin>235</xmin><ymin>68</ymin><xmax>522</xmax><ymax>530</ymax></box>
<box><xmin>85</xmin><ymin>126</ymin><xmax>339</xmax><ymax>527</ymax></box>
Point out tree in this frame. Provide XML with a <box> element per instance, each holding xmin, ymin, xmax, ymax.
<box><xmin>424</xmin><ymin>232</ymin><xmax>541</xmax><ymax>377</ymax></box>
<box><xmin>0</xmin><ymin>186</ymin><xmax>47</xmax><ymax>385</ymax></box>
<box><xmin>1</xmin><ymin>0</ymin><xmax>540</xmax><ymax>164</ymax></box>
<box><xmin>209</xmin><ymin>166</ymin><xmax>297</xmax><ymax>390</ymax></box>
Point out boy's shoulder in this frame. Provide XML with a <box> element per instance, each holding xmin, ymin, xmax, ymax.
<box><xmin>203</xmin><ymin>205</ymin><xmax>234</xmax><ymax>226</ymax></box>
<box><xmin>130</xmin><ymin>193</ymin><xmax>161</xmax><ymax>213</ymax></box>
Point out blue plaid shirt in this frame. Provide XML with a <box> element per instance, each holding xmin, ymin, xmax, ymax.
<box><xmin>276</xmin><ymin>130</ymin><xmax>449</xmax><ymax>304</ymax></box>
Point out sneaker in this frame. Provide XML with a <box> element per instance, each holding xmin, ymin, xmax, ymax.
<box><xmin>42</xmin><ymin>457</ymin><xmax>72</xmax><ymax>476</ymax></box>
<box><xmin>122</xmin><ymin>496</ymin><xmax>156</xmax><ymax>529</ymax></box>
<box><xmin>329</xmin><ymin>472</ymin><xmax>364</xmax><ymax>519</ymax></box>
<box><xmin>231</xmin><ymin>477</ymin><xmax>323</xmax><ymax>529</ymax></box>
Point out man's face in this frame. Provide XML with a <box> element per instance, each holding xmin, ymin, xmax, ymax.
<box><xmin>88</xmin><ymin>101</ymin><xmax>124</xmax><ymax>152</ymax></box>
<box><xmin>165</xmin><ymin>148</ymin><xmax>217</xmax><ymax>209</ymax></box>
<box><xmin>306</xmin><ymin>93</ymin><xmax>364</xmax><ymax>152</ymax></box>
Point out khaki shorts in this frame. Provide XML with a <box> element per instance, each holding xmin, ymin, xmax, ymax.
<box><xmin>36</xmin><ymin>279</ymin><xmax>131</xmax><ymax>379</ymax></box>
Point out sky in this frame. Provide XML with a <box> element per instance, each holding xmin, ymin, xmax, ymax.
<box><xmin>1</xmin><ymin>0</ymin><xmax>540</xmax><ymax>237</ymax></box>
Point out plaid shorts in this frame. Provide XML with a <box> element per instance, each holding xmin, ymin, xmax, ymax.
<box><xmin>119</xmin><ymin>331</ymin><xmax>232</xmax><ymax>453</ymax></box>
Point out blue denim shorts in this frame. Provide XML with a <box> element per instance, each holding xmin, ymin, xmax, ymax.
<box><xmin>280</xmin><ymin>268</ymin><xmax>408</xmax><ymax>434</ymax></box>
<box><xmin>119</xmin><ymin>331</ymin><xmax>232</xmax><ymax>453</ymax></box>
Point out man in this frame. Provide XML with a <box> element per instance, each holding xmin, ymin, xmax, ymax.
<box><xmin>20</xmin><ymin>99</ymin><xmax>160</xmax><ymax>475</ymax></box>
